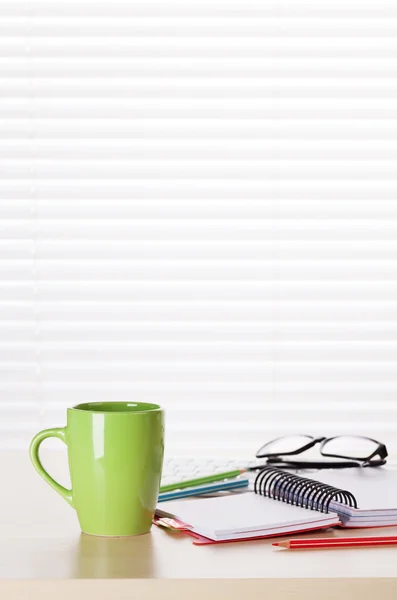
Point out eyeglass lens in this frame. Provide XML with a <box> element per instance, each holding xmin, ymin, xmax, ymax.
<box><xmin>321</xmin><ymin>436</ymin><xmax>379</xmax><ymax>460</ymax></box>
<box><xmin>258</xmin><ymin>435</ymin><xmax>314</xmax><ymax>456</ymax></box>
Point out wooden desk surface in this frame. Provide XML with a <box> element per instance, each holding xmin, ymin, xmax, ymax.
<box><xmin>2</xmin><ymin>451</ymin><xmax>397</xmax><ymax>599</ymax></box>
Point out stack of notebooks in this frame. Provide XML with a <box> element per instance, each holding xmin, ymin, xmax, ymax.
<box><xmin>155</xmin><ymin>467</ymin><xmax>397</xmax><ymax>545</ymax></box>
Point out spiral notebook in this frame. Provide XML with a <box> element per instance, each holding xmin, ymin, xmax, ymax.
<box><xmin>155</xmin><ymin>492</ymin><xmax>340</xmax><ymax>543</ymax></box>
<box><xmin>155</xmin><ymin>467</ymin><xmax>397</xmax><ymax>544</ymax></box>
<box><xmin>307</xmin><ymin>467</ymin><xmax>397</xmax><ymax>527</ymax></box>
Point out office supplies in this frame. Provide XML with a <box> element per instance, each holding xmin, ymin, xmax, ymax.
<box><xmin>158</xmin><ymin>477</ymin><xmax>249</xmax><ymax>501</ymax></box>
<box><xmin>255</xmin><ymin>466</ymin><xmax>397</xmax><ymax>527</ymax></box>
<box><xmin>160</xmin><ymin>469</ymin><xmax>246</xmax><ymax>493</ymax></box>
<box><xmin>273</xmin><ymin>535</ymin><xmax>397</xmax><ymax>549</ymax></box>
<box><xmin>156</xmin><ymin>490</ymin><xmax>340</xmax><ymax>543</ymax></box>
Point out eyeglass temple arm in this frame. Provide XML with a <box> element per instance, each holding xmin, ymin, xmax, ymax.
<box><xmin>265</xmin><ymin>458</ymin><xmax>362</xmax><ymax>469</ymax></box>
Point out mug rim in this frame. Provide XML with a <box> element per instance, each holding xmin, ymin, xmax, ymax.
<box><xmin>69</xmin><ymin>401</ymin><xmax>162</xmax><ymax>414</ymax></box>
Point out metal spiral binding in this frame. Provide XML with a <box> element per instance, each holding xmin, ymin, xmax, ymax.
<box><xmin>254</xmin><ymin>467</ymin><xmax>358</xmax><ymax>513</ymax></box>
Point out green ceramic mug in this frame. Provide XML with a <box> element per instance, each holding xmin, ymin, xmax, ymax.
<box><xmin>29</xmin><ymin>402</ymin><xmax>164</xmax><ymax>537</ymax></box>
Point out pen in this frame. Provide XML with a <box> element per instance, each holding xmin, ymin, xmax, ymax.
<box><xmin>273</xmin><ymin>535</ymin><xmax>397</xmax><ymax>550</ymax></box>
<box><xmin>160</xmin><ymin>469</ymin><xmax>247</xmax><ymax>493</ymax></box>
<box><xmin>158</xmin><ymin>478</ymin><xmax>249</xmax><ymax>502</ymax></box>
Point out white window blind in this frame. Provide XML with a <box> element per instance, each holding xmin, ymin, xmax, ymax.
<box><xmin>2</xmin><ymin>0</ymin><xmax>397</xmax><ymax>457</ymax></box>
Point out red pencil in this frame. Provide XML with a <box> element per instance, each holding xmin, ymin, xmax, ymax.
<box><xmin>273</xmin><ymin>535</ymin><xmax>397</xmax><ymax>550</ymax></box>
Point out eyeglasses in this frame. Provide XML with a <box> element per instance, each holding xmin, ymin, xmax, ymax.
<box><xmin>255</xmin><ymin>435</ymin><xmax>388</xmax><ymax>469</ymax></box>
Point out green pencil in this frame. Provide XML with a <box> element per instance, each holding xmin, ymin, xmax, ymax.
<box><xmin>159</xmin><ymin>468</ymin><xmax>246</xmax><ymax>493</ymax></box>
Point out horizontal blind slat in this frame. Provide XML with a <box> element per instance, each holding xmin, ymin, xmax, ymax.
<box><xmin>5</xmin><ymin>98</ymin><xmax>397</xmax><ymax>113</ymax></box>
<box><xmin>5</xmin><ymin>163</ymin><xmax>397</xmax><ymax>180</ymax></box>
<box><xmin>2</xmin><ymin>259</ymin><xmax>397</xmax><ymax>281</ymax></box>
<box><xmin>2</xmin><ymin>219</ymin><xmax>397</xmax><ymax>240</ymax></box>
<box><xmin>3</xmin><ymin>58</ymin><xmax>397</xmax><ymax>78</ymax></box>
<box><xmin>0</xmin><ymin>362</ymin><xmax>396</xmax><ymax>384</ymax></box>
<box><xmin>1</xmin><ymin>241</ymin><xmax>397</xmax><ymax>261</ymax></box>
<box><xmin>3</xmin><ymin>199</ymin><xmax>397</xmax><ymax>219</ymax></box>
<box><xmin>3</xmin><ymin>78</ymin><xmax>397</xmax><ymax>99</ymax></box>
<box><xmin>2</xmin><ymin>281</ymin><xmax>397</xmax><ymax>302</ymax></box>
<box><xmin>3</xmin><ymin>18</ymin><xmax>397</xmax><ymax>38</ymax></box>
<box><xmin>1</xmin><ymin>381</ymin><xmax>397</xmax><ymax>393</ymax></box>
<box><xmin>0</xmin><ymin>341</ymin><xmax>396</xmax><ymax>362</ymax></box>
<box><xmin>8</xmin><ymin>38</ymin><xmax>397</xmax><ymax>59</ymax></box>
<box><xmin>0</xmin><ymin>0</ymin><xmax>395</xmax><ymax>18</ymax></box>
<box><xmin>4</xmin><ymin>140</ymin><xmax>397</xmax><ymax>161</ymax></box>
<box><xmin>0</xmin><ymin>301</ymin><xmax>395</xmax><ymax>322</ymax></box>
<box><xmin>1</xmin><ymin>321</ymin><xmax>397</xmax><ymax>341</ymax></box>
<box><xmin>4</xmin><ymin>119</ymin><xmax>397</xmax><ymax>140</ymax></box>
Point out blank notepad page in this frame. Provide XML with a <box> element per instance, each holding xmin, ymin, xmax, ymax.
<box><xmin>157</xmin><ymin>492</ymin><xmax>339</xmax><ymax>541</ymax></box>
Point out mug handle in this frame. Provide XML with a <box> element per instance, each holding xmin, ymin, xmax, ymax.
<box><xmin>29</xmin><ymin>427</ymin><xmax>73</xmax><ymax>507</ymax></box>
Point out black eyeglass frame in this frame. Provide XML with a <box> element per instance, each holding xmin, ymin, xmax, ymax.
<box><xmin>255</xmin><ymin>435</ymin><xmax>388</xmax><ymax>469</ymax></box>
